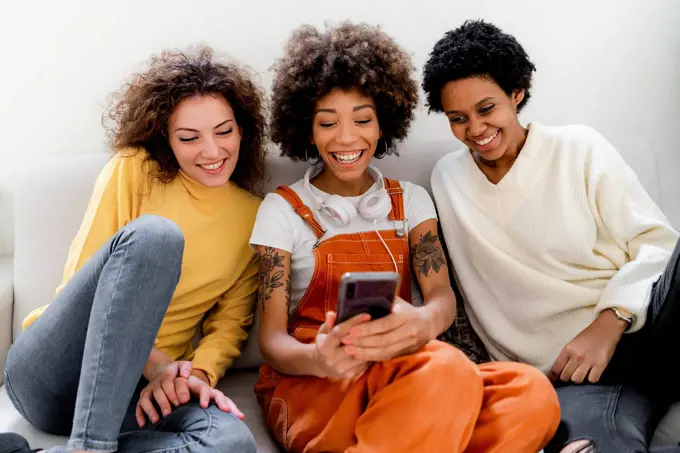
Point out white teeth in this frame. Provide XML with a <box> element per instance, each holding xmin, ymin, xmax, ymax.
<box><xmin>200</xmin><ymin>159</ymin><xmax>224</xmax><ymax>170</ymax></box>
<box><xmin>475</xmin><ymin>131</ymin><xmax>498</xmax><ymax>146</ymax></box>
<box><xmin>333</xmin><ymin>151</ymin><xmax>362</xmax><ymax>163</ymax></box>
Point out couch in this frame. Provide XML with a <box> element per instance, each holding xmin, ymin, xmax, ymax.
<box><xmin>1</xmin><ymin>138</ymin><xmax>679</xmax><ymax>452</ymax></box>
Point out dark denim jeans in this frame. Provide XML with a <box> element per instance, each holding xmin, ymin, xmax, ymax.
<box><xmin>4</xmin><ymin>215</ymin><xmax>255</xmax><ymax>453</ymax></box>
<box><xmin>546</xmin><ymin>239</ymin><xmax>680</xmax><ymax>453</ymax></box>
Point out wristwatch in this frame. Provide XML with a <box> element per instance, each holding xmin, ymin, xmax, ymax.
<box><xmin>609</xmin><ymin>307</ymin><xmax>636</xmax><ymax>332</ymax></box>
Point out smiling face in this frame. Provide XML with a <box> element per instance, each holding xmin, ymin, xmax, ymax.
<box><xmin>311</xmin><ymin>88</ymin><xmax>381</xmax><ymax>186</ymax></box>
<box><xmin>167</xmin><ymin>94</ymin><xmax>242</xmax><ymax>187</ymax></box>
<box><xmin>440</xmin><ymin>76</ymin><xmax>526</xmax><ymax>163</ymax></box>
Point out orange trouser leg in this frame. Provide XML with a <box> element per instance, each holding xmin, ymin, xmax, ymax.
<box><xmin>301</xmin><ymin>340</ymin><xmax>485</xmax><ymax>453</ymax></box>
<box><xmin>464</xmin><ymin>362</ymin><xmax>561</xmax><ymax>453</ymax></box>
<box><xmin>261</xmin><ymin>341</ymin><xmax>484</xmax><ymax>452</ymax></box>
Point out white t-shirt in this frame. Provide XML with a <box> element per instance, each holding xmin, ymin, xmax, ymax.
<box><xmin>250</xmin><ymin>174</ymin><xmax>438</xmax><ymax>314</ymax></box>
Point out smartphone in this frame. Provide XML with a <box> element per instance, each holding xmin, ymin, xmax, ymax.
<box><xmin>336</xmin><ymin>271</ymin><xmax>400</xmax><ymax>324</ymax></box>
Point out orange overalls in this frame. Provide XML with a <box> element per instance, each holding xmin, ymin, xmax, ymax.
<box><xmin>255</xmin><ymin>179</ymin><xmax>560</xmax><ymax>453</ymax></box>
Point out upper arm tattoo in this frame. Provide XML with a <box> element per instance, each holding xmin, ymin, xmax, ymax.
<box><xmin>257</xmin><ymin>247</ymin><xmax>285</xmax><ymax>312</ymax></box>
<box><xmin>410</xmin><ymin>231</ymin><xmax>446</xmax><ymax>278</ymax></box>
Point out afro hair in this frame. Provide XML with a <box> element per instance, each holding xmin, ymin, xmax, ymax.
<box><xmin>269</xmin><ymin>21</ymin><xmax>419</xmax><ymax>161</ymax></box>
<box><xmin>422</xmin><ymin>20</ymin><xmax>536</xmax><ymax>113</ymax></box>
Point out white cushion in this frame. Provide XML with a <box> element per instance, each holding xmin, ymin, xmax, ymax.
<box><xmin>6</xmin><ymin>137</ymin><xmax>677</xmax><ymax>451</ymax></box>
<box><xmin>0</xmin><ymin>386</ymin><xmax>64</xmax><ymax>450</ymax></box>
<box><xmin>12</xmin><ymin>153</ymin><xmax>109</xmax><ymax>340</ymax></box>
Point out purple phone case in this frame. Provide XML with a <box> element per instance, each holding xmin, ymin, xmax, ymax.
<box><xmin>337</xmin><ymin>277</ymin><xmax>398</xmax><ymax>323</ymax></box>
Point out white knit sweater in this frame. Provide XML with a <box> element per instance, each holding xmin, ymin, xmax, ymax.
<box><xmin>431</xmin><ymin>122</ymin><xmax>679</xmax><ymax>373</ymax></box>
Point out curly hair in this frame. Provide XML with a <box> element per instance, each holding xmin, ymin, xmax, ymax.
<box><xmin>105</xmin><ymin>45</ymin><xmax>267</xmax><ymax>194</ymax></box>
<box><xmin>269</xmin><ymin>21</ymin><xmax>419</xmax><ymax>161</ymax></box>
<box><xmin>422</xmin><ymin>20</ymin><xmax>536</xmax><ymax>113</ymax></box>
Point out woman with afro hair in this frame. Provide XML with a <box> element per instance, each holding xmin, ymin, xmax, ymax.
<box><xmin>1</xmin><ymin>46</ymin><xmax>266</xmax><ymax>453</ymax></box>
<box><xmin>250</xmin><ymin>21</ymin><xmax>560</xmax><ymax>453</ymax></box>
<box><xmin>424</xmin><ymin>19</ymin><xmax>680</xmax><ymax>453</ymax></box>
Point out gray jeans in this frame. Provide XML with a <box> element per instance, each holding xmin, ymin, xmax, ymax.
<box><xmin>546</xmin><ymin>238</ymin><xmax>680</xmax><ymax>453</ymax></box>
<box><xmin>3</xmin><ymin>215</ymin><xmax>255</xmax><ymax>453</ymax></box>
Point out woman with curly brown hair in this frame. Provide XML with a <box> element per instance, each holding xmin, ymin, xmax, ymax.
<box><xmin>1</xmin><ymin>46</ymin><xmax>264</xmax><ymax>453</ymax></box>
<box><xmin>249</xmin><ymin>22</ymin><xmax>560</xmax><ymax>453</ymax></box>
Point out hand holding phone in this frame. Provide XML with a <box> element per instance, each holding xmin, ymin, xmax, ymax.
<box><xmin>341</xmin><ymin>298</ymin><xmax>435</xmax><ymax>363</ymax></box>
<box><xmin>336</xmin><ymin>272</ymin><xmax>400</xmax><ymax>324</ymax></box>
<box><xmin>314</xmin><ymin>311</ymin><xmax>370</xmax><ymax>380</ymax></box>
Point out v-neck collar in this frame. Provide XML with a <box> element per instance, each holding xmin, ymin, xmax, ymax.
<box><xmin>445</xmin><ymin>122</ymin><xmax>551</xmax><ymax>224</ymax></box>
<box><xmin>463</xmin><ymin>122</ymin><xmax>542</xmax><ymax>190</ymax></box>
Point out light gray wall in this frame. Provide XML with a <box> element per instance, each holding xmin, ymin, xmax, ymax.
<box><xmin>1</xmin><ymin>0</ymin><xmax>678</xmax><ymax>255</ymax></box>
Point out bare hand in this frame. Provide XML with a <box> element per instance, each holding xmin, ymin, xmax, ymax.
<box><xmin>549</xmin><ymin>309</ymin><xmax>627</xmax><ymax>384</ymax></box>
<box><xmin>136</xmin><ymin>361</ymin><xmax>243</xmax><ymax>427</ymax></box>
<box><xmin>315</xmin><ymin>311</ymin><xmax>371</xmax><ymax>380</ymax></box>
<box><xmin>185</xmin><ymin>375</ymin><xmax>244</xmax><ymax>419</ymax></box>
<box><xmin>136</xmin><ymin>360</ymin><xmax>192</xmax><ymax>426</ymax></box>
<box><xmin>341</xmin><ymin>297</ymin><xmax>433</xmax><ymax>362</ymax></box>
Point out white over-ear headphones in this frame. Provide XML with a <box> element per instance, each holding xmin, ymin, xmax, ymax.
<box><xmin>304</xmin><ymin>164</ymin><xmax>392</xmax><ymax>225</ymax></box>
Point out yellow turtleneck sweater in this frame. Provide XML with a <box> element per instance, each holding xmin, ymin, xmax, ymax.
<box><xmin>22</xmin><ymin>148</ymin><xmax>261</xmax><ymax>386</ymax></box>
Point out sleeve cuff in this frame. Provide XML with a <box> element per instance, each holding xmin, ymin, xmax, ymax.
<box><xmin>595</xmin><ymin>298</ymin><xmax>649</xmax><ymax>333</ymax></box>
<box><xmin>191</xmin><ymin>359</ymin><xmax>222</xmax><ymax>388</ymax></box>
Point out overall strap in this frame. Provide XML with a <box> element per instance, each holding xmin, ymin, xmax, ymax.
<box><xmin>275</xmin><ymin>186</ymin><xmax>325</xmax><ymax>239</ymax></box>
<box><xmin>383</xmin><ymin>178</ymin><xmax>405</xmax><ymax>222</ymax></box>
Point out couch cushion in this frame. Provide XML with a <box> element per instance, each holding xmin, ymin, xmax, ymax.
<box><xmin>0</xmin><ymin>386</ymin><xmax>65</xmax><ymax>451</ymax></box>
<box><xmin>3</xmin><ymin>378</ymin><xmax>679</xmax><ymax>450</ymax></box>
<box><xmin>11</xmin><ymin>138</ymin><xmax>663</xmax><ymax>364</ymax></box>
<box><xmin>9</xmin><ymin>152</ymin><xmax>288</xmax><ymax>370</ymax></box>
<box><xmin>8</xmin><ymin>136</ymin><xmax>675</xmax><ymax>449</ymax></box>
<box><xmin>0</xmin><ymin>258</ymin><xmax>12</xmax><ymax>385</ymax></box>
<box><xmin>9</xmin><ymin>144</ymin><xmax>458</xmax><ymax>369</ymax></box>
<box><xmin>217</xmin><ymin>371</ymin><xmax>281</xmax><ymax>452</ymax></box>
<box><xmin>12</xmin><ymin>153</ymin><xmax>109</xmax><ymax>340</ymax></box>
